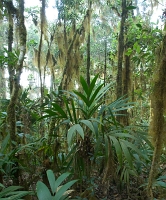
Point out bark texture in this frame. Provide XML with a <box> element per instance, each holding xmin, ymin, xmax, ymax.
<box><xmin>5</xmin><ymin>0</ymin><xmax>26</xmax><ymax>185</ymax></box>
<box><xmin>6</xmin><ymin>0</ymin><xmax>26</xmax><ymax>142</ymax></box>
<box><xmin>147</xmin><ymin>31</ymin><xmax>166</xmax><ymax>199</ymax></box>
<box><xmin>116</xmin><ymin>0</ymin><xmax>127</xmax><ymax>99</ymax></box>
<box><xmin>86</xmin><ymin>0</ymin><xmax>92</xmax><ymax>86</ymax></box>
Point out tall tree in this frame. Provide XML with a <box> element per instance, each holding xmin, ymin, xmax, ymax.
<box><xmin>0</xmin><ymin>19</ymin><xmax>6</xmax><ymax>99</ymax></box>
<box><xmin>116</xmin><ymin>0</ymin><xmax>128</xmax><ymax>99</ymax></box>
<box><xmin>38</xmin><ymin>0</ymin><xmax>47</xmax><ymax>102</ymax></box>
<box><xmin>147</xmin><ymin>23</ymin><xmax>166</xmax><ymax>199</ymax></box>
<box><xmin>4</xmin><ymin>0</ymin><xmax>16</xmax><ymax>95</ymax></box>
<box><xmin>5</xmin><ymin>0</ymin><xmax>26</xmax><ymax>184</ymax></box>
<box><xmin>86</xmin><ymin>0</ymin><xmax>92</xmax><ymax>86</ymax></box>
<box><xmin>6</xmin><ymin>0</ymin><xmax>26</xmax><ymax>144</ymax></box>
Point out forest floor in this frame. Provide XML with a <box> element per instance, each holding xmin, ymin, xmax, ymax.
<box><xmin>72</xmin><ymin>177</ymin><xmax>148</xmax><ymax>200</ymax></box>
<box><xmin>3</xmin><ymin>173</ymin><xmax>165</xmax><ymax>199</ymax></box>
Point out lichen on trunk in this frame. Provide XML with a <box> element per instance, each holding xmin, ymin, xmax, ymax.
<box><xmin>116</xmin><ymin>0</ymin><xmax>127</xmax><ymax>99</ymax></box>
<box><xmin>147</xmin><ymin>31</ymin><xmax>166</xmax><ymax>199</ymax></box>
<box><xmin>7</xmin><ymin>0</ymin><xmax>26</xmax><ymax>144</ymax></box>
<box><xmin>6</xmin><ymin>0</ymin><xmax>26</xmax><ymax>185</ymax></box>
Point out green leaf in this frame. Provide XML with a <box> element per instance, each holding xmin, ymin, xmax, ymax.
<box><xmin>16</xmin><ymin>121</ymin><xmax>23</xmax><ymax>127</ymax></box>
<box><xmin>157</xmin><ymin>175</ymin><xmax>166</xmax><ymax>181</ymax></box>
<box><xmin>52</xmin><ymin>103</ymin><xmax>67</xmax><ymax>118</ymax></box>
<box><xmin>108</xmin><ymin>97</ymin><xmax>134</xmax><ymax>113</ymax></box>
<box><xmin>1</xmin><ymin>112</ymin><xmax>7</xmax><ymax>116</ymax></box>
<box><xmin>133</xmin><ymin>42</ymin><xmax>141</xmax><ymax>53</ymax></box>
<box><xmin>89</xmin><ymin>84</ymin><xmax>103</xmax><ymax>105</ymax></box>
<box><xmin>154</xmin><ymin>181</ymin><xmax>166</xmax><ymax>188</ymax></box>
<box><xmin>125</xmin><ymin>48</ymin><xmax>133</xmax><ymax>56</ymax></box>
<box><xmin>121</xmin><ymin>140</ymin><xmax>145</xmax><ymax>159</ymax></box>
<box><xmin>36</xmin><ymin>181</ymin><xmax>52</xmax><ymax>200</ymax></box>
<box><xmin>80</xmin><ymin>120</ymin><xmax>95</xmax><ymax>134</ymax></box>
<box><xmin>63</xmin><ymin>97</ymin><xmax>73</xmax><ymax>122</ymax></box>
<box><xmin>89</xmin><ymin>118</ymin><xmax>104</xmax><ymax>125</ymax></box>
<box><xmin>88</xmin><ymin>102</ymin><xmax>104</xmax><ymax>118</ymax></box>
<box><xmin>136</xmin><ymin>23</ymin><xmax>142</xmax><ymax>29</ymax></box>
<box><xmin>54</xmin><ymin>172</ymin><xmax>71</xmax><ymax>192</ymax></box>
<box><xmin>0</xmin><ymin>183</ymin><xmax>5</xmax><ymax>188</ymax></box>
<box><xmin>73</xmin><ymin>91</ymin><xmax>89</xmax><ymax>106</ymax></box>
<box><xmin>126</xmin><ymin>6</ymin><xmax>137</xmax><ymax>10</ymax></box>
<box><xmin>80</xmin><ymin>76</ymin><xmax>89</xmax><ymax>96</ymax></box>
<box><xmin>78</xmin><ymin>99</ymin><xmax>83</xmax><ymax>108</ymax></box>
<box><xmin>1</xmin><ymin>133</ymin><xmax>10</xmax><ymax>153</ymax></box>
<box><xmin>120</xmin><ymin>140</ymin><xmax>133</xmax><ymax>168</ymax></box>
<box><xmin>67</xmin><ymin>124</ymin><xmax>84</xmax><ymax>145</ymax></box>
<box><xmin>0</xmin><ymin>186</ymin><xmax>23</xmax><ymax>198</ymax></box>
<box><xmin>107</xmin><ymin>107</ymin><xmax>118</xmax><ymax>127</ymax></box>
<box><xmin>53</xmin><ymin>180</ymin><xmax>77</xmax><ymax>200</ymax></box>
<box><xmin>112</xmin><ymin>132</ymin><xmax>138</xmax><ymax>141</ymax></box>
<box><xmin>78</xmin><ymin>107</ymin><xmax>88</xmax><ymax>118</ymax></box>
<box><xmin>129</xmin><ymin>169</ymin><xmax>138</xmax><ymax>176</ymax></box>
<box><xmin>67</xmin><ymin>126</ymin><xmax>76</xmax><ymax>145</ymax></box>
<box><xmin>95</xmin><ymin>84</ymin><xmax>110</xmax><ymax>102</ymax></box>
<box><xmin>109</xmin><ymin>135</ymin><xmax>122</xmax><ymax>166</ymax></box>
<box><xmin>47</xmin><ymin>170</ymin><xmax>56</xmax><ymax>195</ymax></box>
<box><xmin>44</xmin><ymin>109</ymin><xmax>57</xmax><ymax>116</ymax></box>
<box><xmin>89</xmin><ymin>74</ymin><xmax>99</xmax><ymax>95</ymax></box>
<box><xmin>5</xmin><ymin>191</ymin><xmax>34</xmax><ymax>200</ymax></box>
<box><xmin>121</xmin><ymin>167</ymin><xmax>130</xmax><ymax>184</ymax></box>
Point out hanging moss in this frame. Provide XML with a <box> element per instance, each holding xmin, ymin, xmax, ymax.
<box><xmin>33</xmin><ymin>48</ymin><xmax>49</xmax><ymax>70</ymax></box>
<box><xmin>58</xmin><ymin>9</ymin><xmax>91</xmax><ymax>90</ymax></box>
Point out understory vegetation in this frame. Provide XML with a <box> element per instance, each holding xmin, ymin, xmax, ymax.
<box><xmin>1</xmin><ymin>75</ymin><xmax>166</xmax><ymax>199</ymax></box>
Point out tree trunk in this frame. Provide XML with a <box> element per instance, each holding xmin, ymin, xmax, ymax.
<box><xmin>116</xmin><ymin>0</ymin><xmax>127</xmax><ymax>99</ymax></box>
<box><xmin>0</xmin><ymin>18</ymin><xmax>6</xmax><ymax>100</ymax></box>
<box><xmin>147</xmin><ymin>30</ymin><xmax>166</xmax><ymax>199</ymax></box>
<box><xmin>86</xmin><ymin>0</ymin><xmax>92</xmax><ymax>86</ymax></box>
<box><xmin>7</xmin><ymin>7</ymin><xmax>14</xmax><ymax>95</ymax></box>
<box><xmin>6</xmin><ymin>0</ymin><xmax>26</xmax><ymax>185</ymax></box>
<box><xmin>37</xmin><ymin>0</ymin><xmax>48</xmax><ymax>137</ymax></box>
<box><xmin>104</xmin><ymin>38</ymin><xmax>107</xmax><ymax>104</ymax></box>
<box><xmin>104</xmin><ymin>39</ymin><xmax>107</xmax><ymax>86</ymax></box>
<box><xmin>38</xmin><ymin>0</ymin><xmax>47</xmax><ymax>102</ymax></box>
<box><xmin>122</xmin><ymin>53</ymin><xmax>131</xmax><ymax>125</ymax></box>
<box><xmin>0</xmin><ymin>67</ymin><xmax>6</xmax><ymax>99</ymax></box>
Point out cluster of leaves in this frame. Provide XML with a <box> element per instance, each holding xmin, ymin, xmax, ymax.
<box><xmin>40</xmin><ymin>75</ymin><xmax>152</xmax><ymax>188</ymax></box>
<box><xmin>37</xmin><ymin>170</ymin><xmax>77</xmax><ymax>200</ymax></box>
<box><xmin>0</xmin><ymin>48</ymin><xmax>19</xmax><ymax>67</ymax></box>
<box><xmin>126</xmin><ymin>17</ymin><xmax>163</xmax><ymax>69</ymax></box>
<box><xmin>0</xmin><ymin>183</ymin><xmax>33</xmax><ymax>200</ymax></box>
